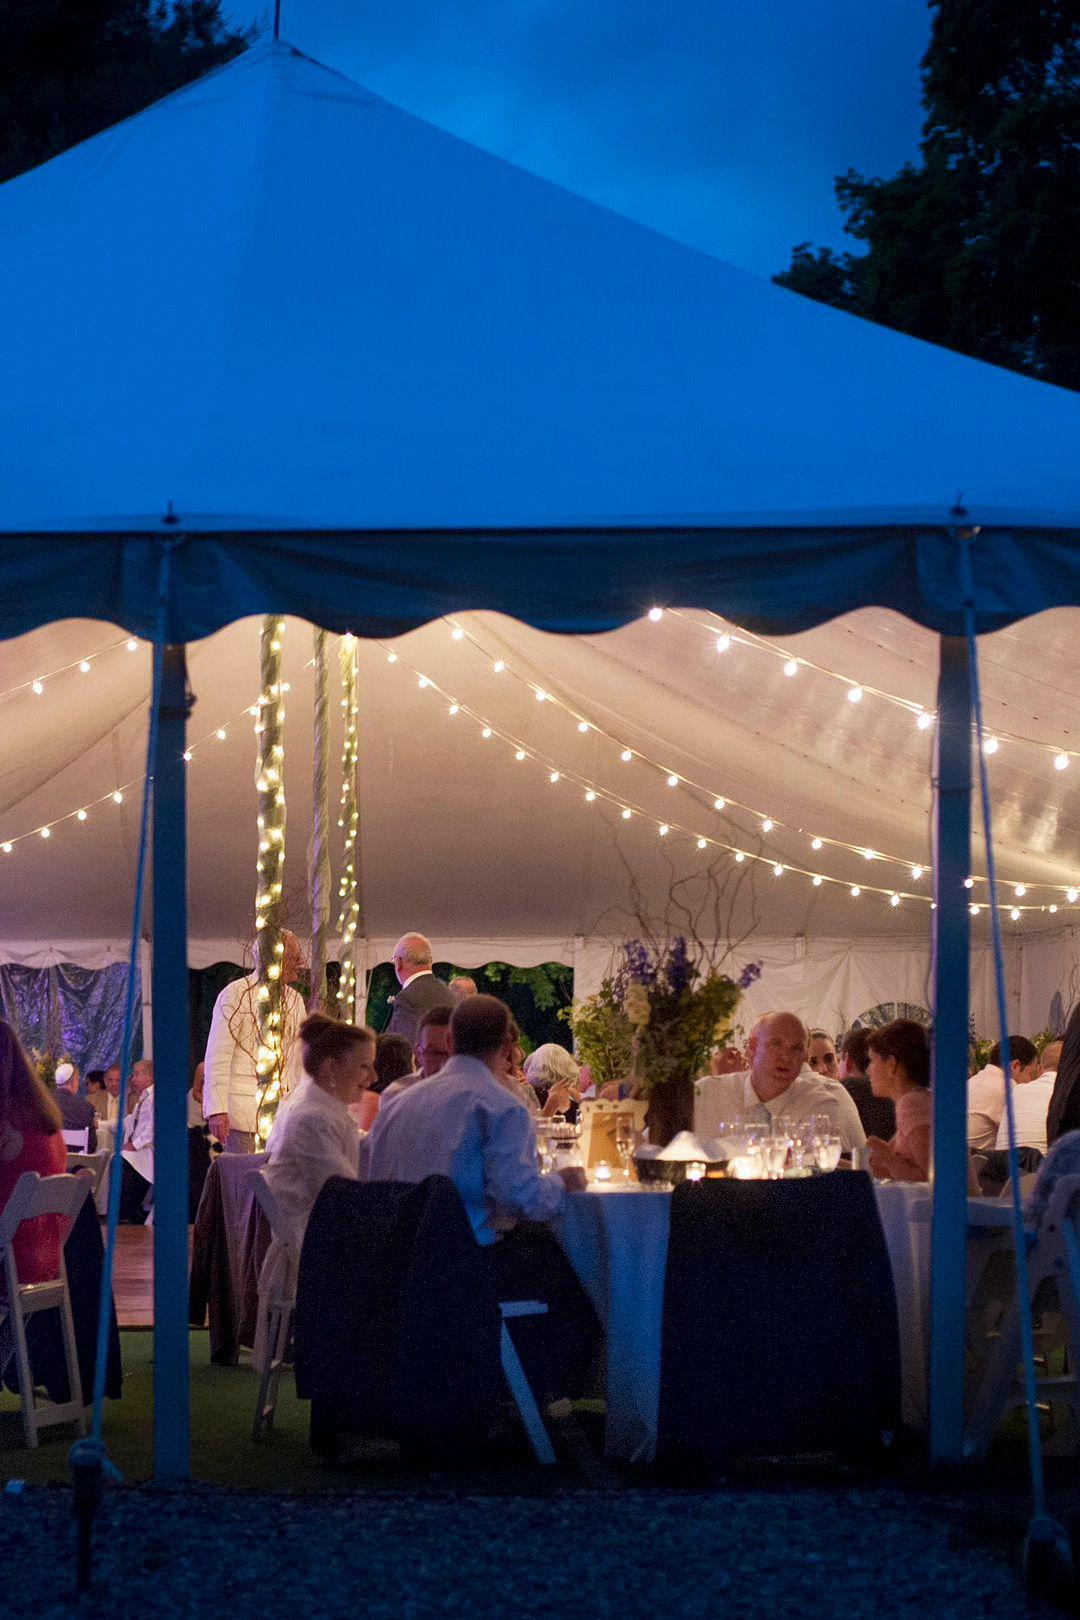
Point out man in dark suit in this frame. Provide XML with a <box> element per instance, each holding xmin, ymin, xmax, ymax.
<box><xmin>386</xmin><ymin>932</ymin><xmax>455</xmax><ymax>1045</ymax></box>
<box><xmin>54</xmin><ymin>1061</ymin><xmax>98</xmax><ymax>1151</ymax></box>
<box><xmin>839</xmin><ymin>1029</ymin><xmax>896</xmax><ymax>1142</ymax></box>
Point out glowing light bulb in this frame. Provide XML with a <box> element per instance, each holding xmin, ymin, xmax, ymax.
<box><xmin>585</xmin><ymin>791</ymin><xmax>596</xmax><ymax>802</ymax></box>
<box><xmin>983</xmin><ymin>736</ymin><xmax>998</xmax><ymax>755</ymax></box>
<box><xmin>667</xmin><ymin>774</ymin><xmax>679</xmax><ymax>788</ymax></box>
<box><xmin>850</xmin><ymin>885</ymin><xmax>860</xmax><ymax>897</ymax></box>
<box><xmin>1014</xmin><ymin>884</ymin><xmax>1026</xmax><ymax>897</ymax></box>
<box><xmin>697</xmin><ymin>838</ymin><xmax>707</xmax><ymax>850</ymax></box>
<box><xmin>448</xmin><ymin>703</ymin><xmax>460</xmax><ymax>716</ymax></box>
<box><xmin>1</xmin><ymin>842</ymin><xmax>10</xmax><ymax>854</ymax></box>
<box><xmin>578</xmin><ymin>721</ymin><xmax>589</xmax><ymax>733</ymax></box>
<box><xmin>1056</xmin><ymin>753</ymin><xmax>1070</xmax><ymax>771</ymax></box>
<box><xmin>549</xmin><ymin>771</ymin><xmax>560</xmax><ymax>784</ymax></box>
<box><xmin>783</xmin><ymin>659</ymin><xmax>798</xmax><ymax>677</ymax></box>
<box><xmin>622</xmin><ymin>808</ymin><xmax>632</xmax><ymax>820</ymax></box>
<box><xmin>1011</xmin><ymin>908</ymin><xmax>1021</xmax><ymax>922</ymax></box>
<box><xmin>77</xmin><ymin>809</ymin><xmax>87</xmax><ymax>821</ymax></box>
<box><xmin>515</xmin><ymin>749</ymin><xmax>526</xmax><ymax>761</ymax></box>
<box><xmin>812</xmin><ymin>875</ymin><xmax>822</xmax><ymax>887</ymax></box>
<box><xmin>493</xmin><ymin>660</ymin><xmax>505</xmax><ymax>673</ymax></box>
<box><xmin>387</xmin><ymin>652</ymin><xmax>397</xmax><ymax>663</ymax></box>
<box><xmin>890</xmin><ymin>893</ymin><xmax>901</xmax><ymax>908</ymax></box>
<box><xmin>847</xmin><ymin>686</ymin><xmax>863</xmax><ymax>704</ymax></box>
<box><xmin>418</xmin><ymin>676</ymin><xmax>429</xmax><ymax>688</ymax></box>
<box><xmin>451</xmin><ymin>627</ymin><xmax>464</xmax><ymax>640</ymax></box>
<box><xmin>535</xmin><ymin>690</ymin><xmax>547</xmax><ymax>702</ymax></box>
<box><xmin>917</xmin><ymin>711</ymin><xmax>933</xmax><ymax>730</ymax></box>
<box><xmin>648</xmin><ymin>607</ymin><xmax>663</xmax><ymax>622</ymax></box>
<box><xmin>970</xmin><ymin>903</ymin><xmax>980</xmax><ymax>916</ymax></box>
<box><xmin>811</xmin><ymin>837</ymin><xmax>823</xmax><ymax>851</ymax></box>
<box><xmin>39</xmin><ymin>826</ymin><xmax>50</xmax><ymax>839</ymax></box>
<box><xmin>734</xmin><ymin>851</ymin><xmax>745</xmax><ymax>863</ymax></box>
<box><xmin>216</xmin><ymin>728</ymin><xmax>226</xmax><ymax>741</ymax></box>
<box><xmin>183</xmin><ymin>749</ymin><xmax>192</xmax><ymax>762</ymax></box>
<box><xmin>1051</xmin><ymin>904</ymin><xmax>1059</xmax><ymax>914</ymax></box>
<box><xmin>714</xmin><ymin>797</ymin><xmax>725</xmax><ymax>811</ymax></box>
<box><xmin>32</xmin><ymin>680</ymin><xmax>43</xmax><ymax>695</ymax></box>
<box><xmin>126</xmin><ymin>638</ymin><xmax>137</xmax><ymax>651</ymax></box>
<box><xmin>773</xmin><ymin>864</ymin><xmax>783</xmax><ymax>877</ymax></box>
<box><xmin>911</xmin><ymin>865</ymin><xmax>924</xmax><ymax>880</ymax></box>
<box><xmin>112</xmin><ymin>791</ymin><xmax>123</xmax><ymax>804</ymax></box>
<box><xmin>762</xmin><ymin>818</ymin><xmax>773</xmax><ymax>834</ymax></box>
<box><xmin>1069</xmin><ymin>888</ymin><xmax>1079</xmax><ymax>904</ymax></box>
<box><xmin>715</xmin><ymin>634</ymin><xmax>731</xmax><ymax>653</ymax></box>
<box><xmin>620</xmin><ymin>749</ymin><xmax>632</xmax><ymax>763</ymax></box>
<box><xmin>481</xmin><ymin>727</ymin><xmax>492</xmax><ymax>739</ymax></box>
<box><xmin>79</xmin><ymin>660</ymin><xmax>90</xmax><ymax>673</ymax></box>
<box><xmin>964</xmin><ymin>877</ymin><xmax>974</xmax><ymax>889</ymax></box>
<box><xmin>659</xmin><ymin>824</ymin><xmax>669</xmax><ymax>837</ymax></box>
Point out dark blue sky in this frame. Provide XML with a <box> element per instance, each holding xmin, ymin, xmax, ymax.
<box><xmin>285</xmin><ymin>0</ymin><xmax>933</xmax><ymax>277</ymax></box>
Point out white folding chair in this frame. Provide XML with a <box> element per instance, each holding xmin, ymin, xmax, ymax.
<box><xmin>0</xmin><ymin>1171</ymin><xmax>91</xmax><ymax>1447</ymax></box>
<box><xmin>498</xmin><ymin>1299</ymin><xmax>556</xmax><ymax>1465</ymax></box>
<box><xmin>965</xmin><ymin>1174</ymin><xmax>1080</xmax><ymax>1459</ymax></box>
<box><xmin>251</xmin><ymin>1170</ymin><xmax>296</xmax><ymax>1442</ymax></box>
<box><xmin>61</xmin><ymin>1128</ymin><xmax>90</xmax><ymax>1152</ymax></box>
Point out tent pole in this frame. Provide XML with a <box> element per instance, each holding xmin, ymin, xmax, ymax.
<box><xmin>928</xmin><ymin>633</ymin><xmax>972</xmax><ymax>1465</ymax></box>
<box><xmin>152</xmin><ymin>643</ymin><xmax>193</xmax><ymax>1482</ymax></box>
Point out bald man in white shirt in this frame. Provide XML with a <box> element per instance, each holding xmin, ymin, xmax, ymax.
<box><xmin>695</xmin><ymin>1011</ymin><xmax>866</xmax><ymax>1154</ymax></box>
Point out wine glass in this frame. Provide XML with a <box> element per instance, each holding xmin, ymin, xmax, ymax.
<box><xmin>764</xmin><ymin>1120</ymin><xmax>792</xmax><ymax>1180</ymax></box>
<box><xmin>615</xmin><ymin>1116</ymin><xmax>636</xmax><ymax>1181</ymax></box>
<box><xmin>815</xmin><ymin>1134</ymin><xmax>843</xmax><ymax>1172</ymax></box>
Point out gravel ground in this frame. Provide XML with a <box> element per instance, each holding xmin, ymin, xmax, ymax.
<box><xmin>1</xmin><ymin>1480</ymin><xmax>1072</xmax><ymax>1620</ymax></box>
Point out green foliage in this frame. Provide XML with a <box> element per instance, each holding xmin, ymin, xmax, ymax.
<box><xmin>559</xmin><ymin>981</ymin><xmax>632</xmax><ymax>1090</ymax></box>
<box><xmin>0</xmin><ymin>0</ymin><xmax>254</xmax><ymax>185</ymax></box>
<box><xmin>773</xmin><ymin>0</ymin><xmax>1080</xmax><ymax>391</ymax></box>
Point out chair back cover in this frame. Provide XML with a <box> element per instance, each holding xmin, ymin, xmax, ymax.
<box><xmin>294</xmin><ymin>1174</ymin><xmax>501</xmax><ymax>1457</ymax></box>
<box><xmin>656</xmin><ymin>1173</ymin><xmax>901</xmax><ymax>1476</ymax></box>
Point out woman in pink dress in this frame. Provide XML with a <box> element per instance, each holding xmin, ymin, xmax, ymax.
<box><xmin>865</xmin><ymin>1018</ymin><xmax>933</xmax><ymax>1182</ymax></box>
<box><xmin>0</xmin><ymin>1021</ymin><xmax>66</xmax><ymax>1285</ymax></box>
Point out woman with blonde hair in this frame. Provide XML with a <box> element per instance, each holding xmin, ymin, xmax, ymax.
<box><xmin>0</xmin><ymin>1020</ymin><xmax>66</xmax><ymax>1285</ymax></box>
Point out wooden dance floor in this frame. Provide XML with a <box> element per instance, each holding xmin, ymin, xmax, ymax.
<box><xmin>112</xmin><ymin>1225</ymin><xmax>189</xmax><ymax>1327</ymax></box>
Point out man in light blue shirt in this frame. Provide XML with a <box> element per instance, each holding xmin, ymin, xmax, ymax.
<box><xmin>364</xmin><ymin>995</ymin><xmax>595</xmax><ymax>1407</ymax></box>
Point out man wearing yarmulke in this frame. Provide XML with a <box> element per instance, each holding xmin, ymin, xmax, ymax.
<box><xmin>54</xmin><ymin>1060</ymin><xmax>98</xmax><ymax>1151</ymax></box>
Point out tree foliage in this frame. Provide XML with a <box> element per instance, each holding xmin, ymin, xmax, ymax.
<box><xmin>774</xmin><ymin>0</ymin><xmax>1080</xmax><ymax>390</ymax></box>
<box><xmin>0</xmin><ymin>0</ymin><xmax>255</xmax><ymax>185</ymax></box>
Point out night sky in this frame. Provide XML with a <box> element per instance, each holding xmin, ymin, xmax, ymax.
<box><xmin>283</xmin><ymin>0</ymin><xmax>932</xmax><ymax>277</ymax></box>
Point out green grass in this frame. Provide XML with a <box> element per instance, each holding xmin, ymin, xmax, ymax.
<box><xmin>0</xmin><ymin>1331</ymin><xmax>609</xmax><ymax>1493</ymax></box>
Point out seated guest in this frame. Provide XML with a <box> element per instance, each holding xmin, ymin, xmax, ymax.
<box><xmin>709</xmin><ymin>1044</ymin><xmax>745</xmax><ymax>1077</ymax></box>
<box><xmin>839</xmin><ymin>1028</ymin><xmax>897</xmax><ymax>1141</ymax></box>
<box><xmin>1048</xmin><ymin>1006</ymin><xmax>1080</xmax><ymax>1145</ymax></box>
<box><xmin>968</xmin><ymin>1036</ymin><xmax>1039</xmax><ymax>1153</ymax></box>
<box><xmin>865</xmin><ymin>1020</ymin><xmax>933</xmax><ymax>1181</ymax></box>
<box><xmin>371</xmin><ymin>1033</ymin><xmax>417</xmax><ymax>1095</ymax></box>
<box><xmin>694</xmin><ymin>1012</ymin><xmax>866</xmax><ymax>1153</ymax></box>
<box><xmin>263</xmin><ymin>1014</ymin><xmax>374</xmax><ymax>1253</ymax></box>
<box><xmin>102</xmin><ymin>1063</ymin><xmax>122</xmax><ymax>1124</ymax></box>
<box><xmin>994</xmin><ymin>1038</ymin><xmax>1058</xmax><ymax>1154</ymax></box>
<box><xmin>119</xmin><ymin>1059</ymin><xmax>155</xmax><ymax>1222</ymax></box>
<box><xmin>449</xmin><ymin>975</ymin><xmax>478</xmax><ymax>1001</ymax></box>
<box><xmin>522</xmin><ymin>1043</ymin><xmax>579</xmax><ymax>1118</ymax></box>
<box><xmin>807</xmin><ymin>1030</ymin><xmax>840</xmax><ymax>1081</ymax></box>
<box><xmin>54</xmin><ymin>1062</ymin><xmax>97</xmax><ymax>1151</ymax></box>
<box><xmin>0</xmin><ymin>1021</ymin><xmax>67</xmax><ymax>1284</ymax></box>
<box><xmin>363</xmin><ymin>995</ymin><xmax>594</xmax><ymax>1407</ymax></box>
<box><xmin>382</xmin><ymin>1006</ymin><xmax>454</xmax><ymax>1103</ymax></box>
<box><xmin>85</xmin><ymin>1070</ymin><xmax>108</xmax><ymax>1117</ymax></box>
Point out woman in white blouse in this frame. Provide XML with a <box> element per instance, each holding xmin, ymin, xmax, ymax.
<box><xmin>262</xmin><ymin>1013</ymin><xmax>376</xmax><ymax>1260</ymax></box>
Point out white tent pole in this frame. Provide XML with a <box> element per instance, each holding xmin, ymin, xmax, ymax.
<box><xmin>928</xmin><ymin>633</ymin><xmax>972</xmax><ymax>1464</ymax></box>
<box><xmin>152</xmin><ymin>643</ymin><xmax>193</xmax><ymax>1481</ymax></box>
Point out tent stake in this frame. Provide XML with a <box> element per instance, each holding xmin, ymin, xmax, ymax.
<box><xmin>152</xmin><ymin>643</ymin><xmax>194</xmax><ymax>1482</ymax></box>
<box><xmin>928</xmin><ymin>633</ymin><xmax>972</xmax><ymax>1464</ymax></box>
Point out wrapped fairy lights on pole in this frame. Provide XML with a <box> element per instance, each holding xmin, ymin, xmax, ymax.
<box><xmin>308</xmin><ymin>629</ymin><xmax>332</xmax><ymax>1011</ymax></box>
<box><xmin>254</xmin><ymin>614</ymin><xmax>287</xmax><ymax>1142</ymax></box>
<box><xmin>335</xmin><ymin>633</ymin><xmax>361</xmax><ymax>1020</ymax></box>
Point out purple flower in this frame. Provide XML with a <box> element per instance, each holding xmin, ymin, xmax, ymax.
<box><xmin>738</xmin><ymin>961</ymin><xmax>763</xmax><ymax>990</ymax></box>
<box><xmin>665</xmin><ymin>935</ymin><xmax>693</xmax><ymax>994</ymax></box>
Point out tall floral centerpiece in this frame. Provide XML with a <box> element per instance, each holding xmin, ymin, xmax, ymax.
<box><xmin>563</xmin><ymin>938</ymin><xmax>762</xmax><ymax>1145</ymax></box>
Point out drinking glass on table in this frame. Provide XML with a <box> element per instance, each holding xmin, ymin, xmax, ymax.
<box><xmin>615</xmin><ymin>1115</ymin><xmax>636</xmax><ymax>1181</ymax></box>
<box><xmin>814</xmin><ymin>1134</ymin><xmax>843</xmax><ymax>1172</ymax></box>
<box><xmin>763</xmin><ymin>1120</ymin><xmax>792</xmax><ymax>1179</ymax></box>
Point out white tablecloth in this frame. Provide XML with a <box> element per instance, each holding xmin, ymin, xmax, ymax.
<box><xmin>555</xmin><ymin>1178</ymin><xmax>936</xmax><ymax>1462</ymax></box>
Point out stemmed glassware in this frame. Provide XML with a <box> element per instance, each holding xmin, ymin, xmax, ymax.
<box><xmin>615</xmin><ymin>1115</ymin><xmax>636</xmax><ymax>1181</ymax></box>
